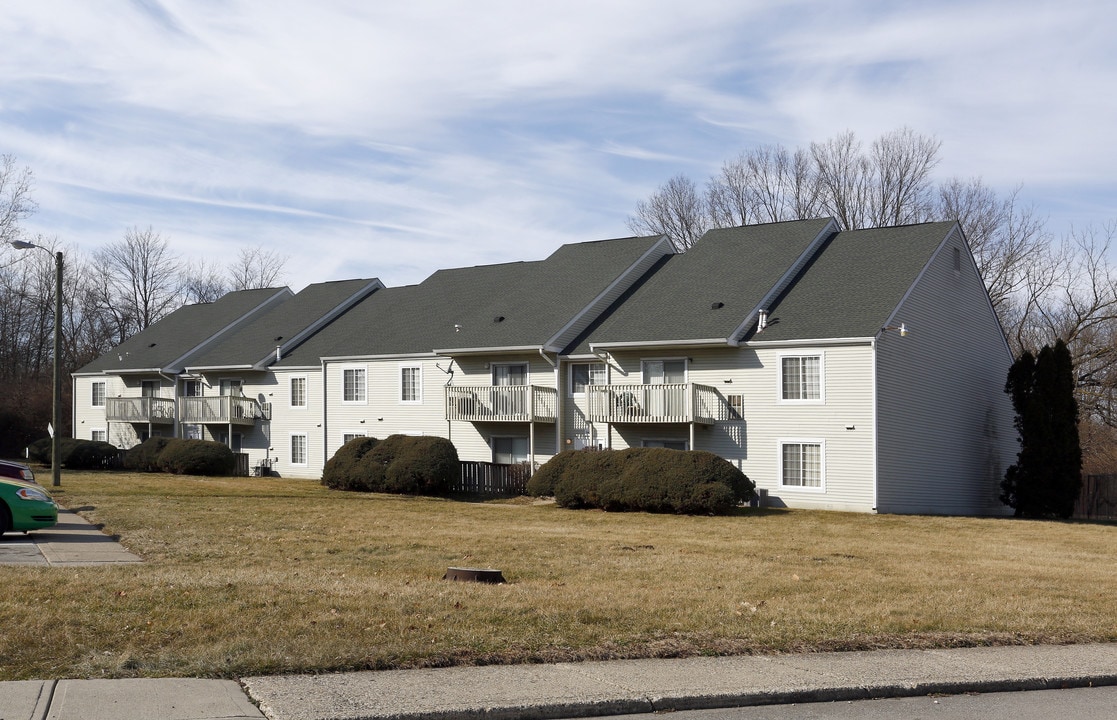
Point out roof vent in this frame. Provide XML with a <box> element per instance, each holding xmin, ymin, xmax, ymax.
<box><xmin>493</xmin><ymin>316</ymin><xmax>505</xmax><ymax>323</ymax></box>
<box><xmin>274</xmin><ymin>336</ymin><xmax>283</xmax><ymax>341</ymax></box>
<box><xmin>148</xmin><ymin>343</ymin><xmax>157</xmax><ymax>347</ymax></box>
<box><xmin>711</xmin><ymin>302</ymin><xmax>724</xmax><ymax>310</ymax></box>
<box><xmin>757</xmin><ymin>309</ymin><xmax>768</xmax><ymax>332</ymax></box>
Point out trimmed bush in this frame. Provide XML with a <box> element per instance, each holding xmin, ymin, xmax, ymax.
<box><xmin>526</xmin><ymin>449</ymin><xmax>587</xmax><ymax>496</ymax></box>
<box><xmin>27</xmin><ymin>437</ymin><xmax>85</xmax><ymax>465</ymax></box>
<box><xmin>65</xmin><ymin>440</ymin><xmax>121</xmax><ymax>470</ymax></box>
<box><xmin>157</xmin><ymin>439</ymin><xmax>236</xmax><ymax>476</ymax></box>
<box><xmin>545</xmin><ymin>447</ymin><xmax>753</xmax><ymax>515</ymax></box>
<box><xmin>321</xmin><ymin>436</ymin><xmax>380</xmax><ymax>490</ymax></box>
<box><xmin>124</xmin><ymin>436</ymin><xmax>174</xmax><ymax>472</ymax></box>
<box><xmin>323</xmin><ymin>435</ymin><xmax>459</xmax><ymax>496</ymax></box>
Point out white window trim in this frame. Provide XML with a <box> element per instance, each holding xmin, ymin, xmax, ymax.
<box><xmin>290</xmin><ymin>432</ymin><xmax>309</xmax><ymax>467</ymax></box>
<box><xmin>568</xmin><ymin>362</ymin><xmax>608</xmax><ymax>397</ymax></box>
<box><xmin>90</xmin><ymin>428</ymin><xmax>107</xmax><ymax>442</ymax></box>
<box><xmin>340</xmin><ymin>364</ymin><xmax>368</xmax><ymax>405</ymax></box>
<box><xmin>182</xmin><ymin>379</ymin><xmax>204</xmax><ymax>398</ymax></box>
<box><xmin>399</xmin><ymin>363</ymin><xmax>422</xmax><ymax>404</ymax></box>
<box><xmin>218</xmin><ymin>378</ymin><xmax>243</xmax><ymax>397</ymax></box>
<box><xmin>491</xmin><ymin>362</ymin><xmax>530</xmax><ymax>386</ymax></box>
<box><xmin>289</xmin><ymin>375</ymin><xmax>308</xmax><ymax>410</ymax></box>
<box><xmin>341</xmin><ymin>431</ymin><xmax>366</xmax><ymax>445</ymax></box>
<box><xmin>91</xmin><ymin>381</ymin><xmax>106</xmax><ymax>408</ymax></box>
<box><xmin>778</xmin><ymin>438</ymin><xmax>826</xmax><ymax>492</ymax></box>
<box><xmin>640</xmin><ymin>357</ymin><xmax>689</xmax><ymax>384</ymax></box>
<box><xmin>491</xmin><ymin>435</ymin><xmax>529</xmax><ymax>464</ymax></box>
<box><xmin>777</xmin><ymin>351</ymin><xmax>825</xmax><ymax>405</ymax></box>
<box><xmin>141</xmin><ymin>379</ymin><xmax>161</xmax><ymax>398</ymax></box>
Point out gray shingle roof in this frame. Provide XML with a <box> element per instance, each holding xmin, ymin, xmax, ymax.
<box><xmin>274</xmin><ymin>235</ymin><xmax>666</xmax><ymax>365</ymax></box>
<box><xmin>751</xmin><ymin>221</ymin><xmax>956</xmax><ymax>341</ymax></box>
<box><xmin>75</xmin><ymin>287</ymin><xmax>289</xmax><ymax>374</ymax></box>
<box><xmin>570</xmin><ymin>219</ymin><xmax>835</xmax><ymax>350</ymax></box>
<box><xmin>184</xmin><ymin>278</ymin><xmax>381</xmax><ymax>369</ymax></box>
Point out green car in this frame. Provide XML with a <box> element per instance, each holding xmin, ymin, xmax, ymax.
<box><xmin>0</xmin><ymin>476</ymin><xmax>59</xmax><ymax>535</ymax></box>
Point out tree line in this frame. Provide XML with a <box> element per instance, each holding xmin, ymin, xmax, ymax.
<box><xmin>628</xmin><ymin>128</ymin><xmax>1117</xmax><ymax>474</ymax></box>
<box><xmin>0</xmin><ymin>154</ymin><xmax>287</xmax><ymax>455</ymax></box>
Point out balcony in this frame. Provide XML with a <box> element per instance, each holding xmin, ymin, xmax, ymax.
<box><xmin>587</xmin><ymin>383</ymin><xmax>720</xmax><ymax>424</ymax></box>
<box><xmin>106</xmin><ymin>397</ymin><xmax>176</xmax><ymax>424</ymax></box>
<box><xmin>180</xmin><ymin>396</ymin><xmax>270</xmax><ymax>426</ymax></box>
<box><xmin>446</xmin><ymin>385</ymin><xmax>558</xmax><ymax>423</ymax></box>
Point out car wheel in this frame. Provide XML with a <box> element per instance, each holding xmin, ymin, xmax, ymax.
<box><xmin>0</xmin><ymin>503</ymin><xmax>11</xmax><ymax>536</ymax></box>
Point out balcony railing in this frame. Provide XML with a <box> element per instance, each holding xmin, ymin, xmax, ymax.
<box><xmin>586</xmin><ymin>383</ymin><xmax>720</xmax><ymax>424</ymax></box>
<box><xmin>446</xmin><ymin>385</ymin><xmax>558</xmax><ymax>423</ymax></box>
<box><xmin>180</xmin><ymin>396</ymin><xmax>270</xmax><ymax>425</ymax></box>
<box><xmin>106</xmin><ymin>397</ymin><xmax>176</xmax><ymax>424</ymax></box>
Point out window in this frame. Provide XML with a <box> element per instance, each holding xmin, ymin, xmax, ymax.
<box><xmin>219</xmin><ymin>379</ymin><xmax>242</xmax><ymax>397</ymax></box>
<box><xmin>342</xmin><ymin>432</ymin><xmax>365</xmax><ymax>445</ymax></box>
<box><xmin>492</xmin><ymin>363</ymin><xmax>528</xmax><ymax>386</ymax></box>
<box><xmin>91</xmin><ymin>381</ymin><xmax>106</xmax><ymax>408</ymax></box>
<box><xmin>290</xmin><ymin>376</ymin><xmax>307</xmax><ymax>408</ymax></box>
<box><xmin>400</xmin><ymin>365</ymin><xmax>422</xmax><ymax>403</ymax></box>
<box><xmin>642</xmin><ymin>359</ymin><xmax>686</xmax><ymax>384</ymax></box>
<box><xmin>182</xmin><ymin>380</ymin><xmax>203</xmax><ymax>397</ymax></box>
<box><xmin>291</xmin><ymin>433</ymin><xmax>308</xmax><ymax>465</ymax></box>
<box><xmin>342</xmin><ymin>367</ymin><xmax>366</xmax><ymax>403</ymax></box>
<box><xmin>781</xmin><ymin>441</ymin><xmax>823</xmax><ymax>489</ymax></box>
<box><xmin>780</xmin><ymin>355</ymin><xmax>822</xmax><ymax>401</ymax></box>
<box><xmin>642</xmin><ymin>439</ymin><xmax>688</xmax><ymax>450</ymax></box>
<box><xmin>91</xmin><ymin>429</ymin><xmax>106</xmax><ymax>443</ymax></box>
<box><xmin>726</xmin><ymin>394</ymin><xmax>744</xmax><ymax>421</ymax></box>
<box><xmin>570</xmin><ymin>362</ymin><xmax>606</xmax><ymax>395</ymax></box>
<box><xmin>141</xmin><ymin>380</ymin><xmax>159</xmax><ymax>398</ymax></box>
<box><xmin>492</xmin><ymin>436</ymin><xmax>528</xmax><ymax>464</ymax></box>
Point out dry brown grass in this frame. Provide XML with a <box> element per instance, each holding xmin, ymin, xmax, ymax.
<box><xmin>2</xmin><ymin>471</ymin><xmax>1115</xmax><ymax>680</ymax></box>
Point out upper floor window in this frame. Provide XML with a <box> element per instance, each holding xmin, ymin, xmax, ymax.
<box><xmin>141</xmin><ymin>379</ymin><xmax>160</xmax><ymax>398</ymax></box>
<box><xmin>569</xmin><ymin>362</ymin><xmax>606</xmax><ymax>395</ymax></box>
<box><xmin>642</xmin><ymin>359</ymin><xmax>686</xmax><ymax>385</ymax></box>
<box><xmin>91</xmin><ymin>381</ymin><xmax>106</xmax><ymax>408</ymax></box>
<box><xmin>780</xmin><ymin>355</ymin><xmax>822</xmax><ymax>402</ymax></box>
<box><xmin>342</xmin><ymin>367</ymin><xmax>366</xmax><ymax>403</ymax></box>
<box><xmin>400</xmin><ymin>365</ymin><xmax>422</xmax><ymax>403</ymax></box>
<box><xmin>290</xmin><ymin>376</ymin><xmax>307</xmax><ymax>408</ymax></box>
<box><xmin>492</xmin><ymin>363</ymin><xmax>528</xmax><ymax>386</ymax></box>
<box><xmin>219</xmin><ymin>379</ymin><xmax>242</xmax><ymax>397</ymax></box>
<box><xmin>182</xmin><ymin>380</ymin><xmax>203</xmax><ymax>397</ymax></box>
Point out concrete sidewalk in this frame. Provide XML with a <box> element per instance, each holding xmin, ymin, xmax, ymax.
<box><xmin>3</xmin><ymin>643</ymin><xmax>1117</xmax><ymax>720</ymax></box>
<box><xmin>0</xmin><ymin>509</ymin><xmax>142</xmax><ymax>566</ymax></box>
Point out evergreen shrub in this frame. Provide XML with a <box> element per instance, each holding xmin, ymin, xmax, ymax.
<box><xmin>157</xmin><ymin>439</ymin><xmax>236</xmax><ymax>476</ymax></box>
<box><xmin>323</xmin><ymin>435</ymin><xmax>459</xmax><ymax>496</ymax></box>
<box><xmin>321</xmin><ymin>436</ymin><xmax>379</xmax><ymax>490</ymax></box>
<box><xmin>124</xmin><ymin>437</ymin><xmax>173</xmax><ymax>472</ymax></box>
<box><xmin>64</xmin><ymin>440</ymin><xmax>122</xmax><ymax>470</ymax></box>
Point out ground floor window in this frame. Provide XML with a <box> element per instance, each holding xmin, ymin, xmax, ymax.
<box><xmin>642</xmin><ymin>439</ymin><xmax>687</xmax><ymax>451</ymax></box>
<box><xmin>342</xmin><ymin>432</ymin><xmax>365</xmax><ymax>445</ymax></box>
<box><xmin>291</xmin><ymin>433</ymin><xmax>308</xmax><ymax>465</ymax></box>
<box><xmin>91</xmin><ymin>429</ymin><xmax>106</xmax><ymax>443</ymax></box>
<box><xmin>781</xmin><ymin>441</ymin><xmax>823</xmax><ymax>488</ymax></box>
<box><xmin>492</xmin><ymin>436</ymin><xmax>528</xmax><ymax>464</ymax></box>
<box><xmin>184</xmin><ymin>424</ymin><xmax>202</xmax><ymax>440</ymax></box>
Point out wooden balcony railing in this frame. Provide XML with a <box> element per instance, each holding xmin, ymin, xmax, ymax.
<box><xmin>179</xmin><ymin>396</ymin><xmax>270</xmax><ymax>425</ymax></box>
<box><xmin>586</xmin><ymin>383</ymin><xmax>720</xmax><ymax>424</ymax></box>
<box><xmin>106</xmin><ymin>397</ymin><xmax>175</xmax><ymax>424</ymax></box>
<box><xmin>445</xmin><ymin>385</ymin><xmax>558</xmax><ymax>423</ymax></box>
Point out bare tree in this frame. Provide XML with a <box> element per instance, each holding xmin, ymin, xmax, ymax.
<box><xmin>0</xmin><ymin>154</ymin><xmax>35</xmax><ymax>248</ymax></box>
<box><xmin>868</xmin><ymin>127</ymin><xmax>941</xmax><ymax>227</ymax></box>
<box><xmin>626</xmin><ymin>174</ymin><xmax>709</xmax><ymax>251</ymax></box>
<box><xmin>93</xmin><ymin>226</ymin><xmax>183</xmax><ymax>341</ymax></box>
<box><xmin>229</xmin><ymin>245</ymin><xmax>288</xmax><ymax>290</ymax></box>
<box><xmin>181</xmin><ymin>258</ymin><xmax>230</xmax><ymax>304</ymax></box>
<box><xmin>707</xmin><ymin>145</ymin><xmax>820</xmax><ymax>227</ymax></box>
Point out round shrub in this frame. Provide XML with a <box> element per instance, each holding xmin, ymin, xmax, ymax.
<box><xmin>124</xmin><ymin>436</ymin><xmax>174</xmax><ymax>472</ymax></box>
<box><xmin>157</xmin><ymin>439</ymin><xmax>236</xmax><ymax>476</ymax></box>
<box><xmin>27</xmin><ymin>437</ymin><xmax>84</xmax><ymax>466</ymax></box>
<box><xmin>527</xmin><ymin>449</ymin><xmax>588</xmax><ymax>496</ymax></box>
<box><xmin>382</xmin><ymin>436</ymin><xmax>459</xmax><ymax>495</ymax></box>
<box><xmin>321</xmin><ymin>436</ymin><xmax>379</xmax><ymax>490</ymax></box>
<box><xmin>64</xmin><ymin>440</ymin><xmax>121</xmax><ymax>470</ymax></box>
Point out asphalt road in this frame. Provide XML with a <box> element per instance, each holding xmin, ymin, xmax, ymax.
<box><xmin>580</xmin><ymin>686</ymin><xmax>1117</xmax><ymax>720</ymax></box>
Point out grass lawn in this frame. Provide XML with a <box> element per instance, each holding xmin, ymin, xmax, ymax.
<box><xmin>2</xmin><ymin>470</ymin><xmax>1115</xmax><ymax>681</ymax></box>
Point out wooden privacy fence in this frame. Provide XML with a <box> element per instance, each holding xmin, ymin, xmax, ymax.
<box><xmin>456</xmin><ymin>461</ymin><xmax>532</xmax><ymax>496</ymax></box>
<box><xmin>1075</xmin><ymin>474</ymin><xmax>1117</xmax><ymax>521</ymax></box>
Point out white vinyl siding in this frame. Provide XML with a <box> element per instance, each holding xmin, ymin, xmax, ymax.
<box><xmin>91</xmin><ymin>381</ymin><xmax>106</xmax><ymax>408</ymax></box>
<box><xmin>290</xmin><ymin>376</ymin><xmax>307</xmax><ymax>408</ymax></box>
<box><xmin>341</xmin><ymin>366</ymin><xmax>367</xmax><ymax>404</ymax></box>
<box><xmin>400</xmin><ymin>365</ymin><xmax>421</xmax><ymax>403</ymax></box>
<box><xmin>780</xmin><ymin>354</ymin><xmax>822</xmax><ymax>402</ymax></box>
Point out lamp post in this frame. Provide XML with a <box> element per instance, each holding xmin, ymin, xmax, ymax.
<box><xmin>9</xmin><ymin>240</ymin><xmax>63</xmax><ymax>487</ymax></box>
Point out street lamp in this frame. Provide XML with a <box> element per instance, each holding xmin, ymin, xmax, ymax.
<box><xmin>8</xmin><ymin>239</ymin><xmax>63</xmax><ymax>487</ymax></box>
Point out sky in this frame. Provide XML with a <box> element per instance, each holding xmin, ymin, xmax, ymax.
<box><xmin>1</xmin><ymin>1</ymin><xmax>1115</xmax><ymax>291</ymax></box>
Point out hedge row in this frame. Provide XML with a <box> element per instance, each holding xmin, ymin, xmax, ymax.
<box><xmin>27</xmin><ymin>437</ymin><xmax>120</xmax><ymax>470</ymax></box>
<box><xmin>124</xmin><ymin>437</ymin><xmax>235</xmax><ymax>476</ymax></box>
<box><xmin>322</xmin><ymin>434</ymin><xmax>459</xmax><ymax>495</ymax></box>
<box><xmin>527</xmin><ymin>448</ymin><xmax>753</xmax><ymax>515</ymax></box>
